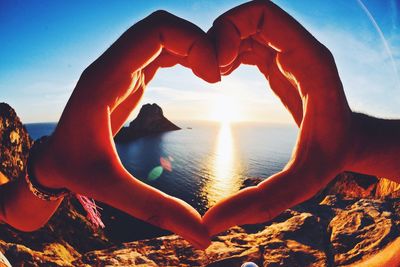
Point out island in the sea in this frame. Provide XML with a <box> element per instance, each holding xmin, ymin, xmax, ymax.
<box><xmin>114</xmin><ymin>103</ymin><xmax>181</xmax><ymax>142</ymax></box>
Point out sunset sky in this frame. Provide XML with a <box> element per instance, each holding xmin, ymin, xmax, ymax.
<box><xmin>1</xmin><ymin>0</ymin><xmax>399</xmax><ymax>124</ymax></box>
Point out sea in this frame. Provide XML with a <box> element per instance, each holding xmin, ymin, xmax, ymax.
<box><xmin>25</xmin><ymin>121</ymin><xmax>298</xmax><ymax>214</ymax></box>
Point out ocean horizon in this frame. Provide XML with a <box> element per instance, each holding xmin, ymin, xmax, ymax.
<box><xmin>25</xmin><ymin>121</ymin><xmax>298</xmax><ymax>214</ymax></box>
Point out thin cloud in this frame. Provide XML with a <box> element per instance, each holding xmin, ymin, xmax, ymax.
<box><xmin>357</xmin><ymin>0</ymin><xmax>400</xmax><ymax>90</ymax></box>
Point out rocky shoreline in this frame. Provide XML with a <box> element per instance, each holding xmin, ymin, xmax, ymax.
<box><xmin>82</xmin><ymin>195</ymin><xmax>400</xmax><ymax>266</ymax></box>
<box><xmin>2</xmin><ymin>192</ymin><xmax>399</xmax><ymax>266</ymax></box>
<box><xmin>0</xmin><ymin>102</ymin><xmax>399</xmax><ymax>266</ymax></box>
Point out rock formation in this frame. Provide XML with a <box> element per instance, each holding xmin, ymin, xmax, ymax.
<box><xmin>375</xmin><ymin>178</ymin><xmax>400</xmax><ymax>198</ymax></box>
<box><xmin>321</xmin><ymin>172</ymin><xmax>400</xmax><ymax>199</ymax></box>
<box><xmin>2</xmin><ymin>193</ymin><xmax>400</xmax><ymax>266</ymax></box>
<box><xmin>0</xmin><ymin>103</ymin><xmax>32</xmax><ymax>183</ymax></box>
<box><xmin>115</xmin><ymin>103</ymin><xmax>181</xmax><ymax>142</ymax></box>
<box><xmin>81</xmin><ymin>195</ymin><xmax>400</xmax><ymax>266</ymax></box>
<box><xmin>0</xmin><ymin>103</ymin><xmax>112</xmax><ymax>266</ymax></box>
<box><xmin>0</xmin><ymin>102</ymin><xmax>399</xmax><ymax>266</ymax></box>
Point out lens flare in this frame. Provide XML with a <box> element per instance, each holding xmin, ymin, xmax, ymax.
<box><xmin>148</xmin><ymin>166</ymin><xmax>163</xmax><ymax>181</ymax></box>
<box><xmin>147</xmin><ymin>156</ymin><xmax>174</xmax><ymax>181</ymax></box>
<box><xmin>160</xmin><ymin>157</ymin><xmax>172</xmax><ymax>172</ymax></box>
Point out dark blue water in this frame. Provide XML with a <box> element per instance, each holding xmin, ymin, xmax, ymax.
<box><xmin>25</xmin><ymin>121</ymin><xmax>298</xmax><ymax>213</ymax></box>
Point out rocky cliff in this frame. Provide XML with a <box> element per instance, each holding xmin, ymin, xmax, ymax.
<box><xmin>0</xmin><ymin>103</ymin><xmax>32</xmax><ymax>183</ymax></box>
<box><xmin>115</xmin><ymin>103</ymin><xmax>181</xmax><ymax>142</ymax></box>
<box><xmin>0</xmin><ymin>103</ymin><xmax>399</xmax><ymax>266</ymax></box>
<box><xmin>2</xmin><ymin>192</ymin><xmax>400</xmax><ymax>266</ymax></box>
<box><xmin>82</xmin><ymin>195</ymin><xmax>400</xmax><ymax>266</ymax></box>
<box><xmin>80</xmin><ymin>172</ymin><xmax>400</xmax><ymax>266</ymax></box>
<box><xmin>0</xmin><ymin>103</ymin><xmax>113</xmax><ymax>266</ymax></box>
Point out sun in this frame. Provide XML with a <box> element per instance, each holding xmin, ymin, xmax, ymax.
<box><xmin>210</xmin><ymin>95</ymin><xmax>243</xmax><ymax>123</ymax></box>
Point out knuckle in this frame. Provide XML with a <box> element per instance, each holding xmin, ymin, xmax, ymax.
<box><xmin>279</xmin><ymin>42</ymin><xmax>338</xmax><ymax>82</ymax></box>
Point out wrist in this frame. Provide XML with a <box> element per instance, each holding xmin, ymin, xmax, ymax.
<box><xmin>28</xmin><ymin>136</ymin><xmax>105</xmax><ymax>228</ymax></box>
<box><xmin>348</xmin><ymin>112</ymin><xmax>400</xmax><ymax>179</ymax></box>
<box><xmin>27</xmin><ymin>136</ymin><xmax>69</xmax><ymax>200</ymax></box>
<box><xmin>346</xmin><ymin>112</ymin><xmax>367</xmax><ymax>170</ymax></box>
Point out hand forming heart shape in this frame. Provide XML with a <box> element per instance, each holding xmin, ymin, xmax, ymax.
<box><xmin>31</xmin><ymin>0</ymin><xmax>371</xmax><ymax>250</ymax></box>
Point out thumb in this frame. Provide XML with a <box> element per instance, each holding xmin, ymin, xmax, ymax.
<box><xmin>188</xmin><ymin>36</ymin><xmax>221</xmax><ymax>83</ymax></box>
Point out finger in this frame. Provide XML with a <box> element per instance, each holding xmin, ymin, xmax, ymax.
<box><xmin>53</xmin><ymin>109</ymin><xmax>211</xmax><ymax>248</ymax></box>
<box><xmin>111</xmin><ymin>42</ymin><xmax>211</xmax><ymax>132</ymax></box>
<box><xmin>220</xmin><ymin>48</ymin><xmax>265</xmax><ymax>75</ymax></box>
<box><xmin>220</xmin><ymin>56</ymin><xmax>241</xmax><ymax>76</ymax></box>
<box><xmin>65</xmin><ymin>155</ymin><xmax>210</xmax><ymax>248</ymax></box>
<box><xmin>110</xmin><ymin>49</ymin><xmax>191</xmax><ymax>133</ymax></box>
<box><xmin>208</xmin><ymin>19</ymin><xmax>241</xmax><ymax>68</ymax></box>
<box><xmin>267</xmin><ymin>60</ymin><xmax>303</xmax><ymax>126</ymax></box>
<box><xmin>163</xmin><ymin>196</ymin><xmax>211</xmax><ymax>249</ymax></box>
<box><xmin>143</xmin><ymin>50</ymin><xmax>189</xmax><ymax>84</ymax></box>
<box><xmin>219</xmin><ymin>38</ymin><xmax>254</xmax><ymax>75</ymax></box>
<box><xmin>219</xmin><ymin>37</ymin><xmax>303</xmax><ymax>126</ymax></box>
<box><xmin>204</xmin><ymin>112</ymin><xmax>348</xmax><ymax>236</ymax></box>
<box><xmin>242</xmin><ymin>37</ymin><xmax>304</xmax><ymax>126</ymax></box>
<box><xmin>236</xmin><ymin>38</ymin><xmax>275</xmax><ymax>72</ymax></box>
<box><xmin>109</xmin><ymin>48</ymin><xmax>196</xmax><ymax>134</ymax></box>
<box><xmin>70</xmin><ymin>10</ymin><xmax>220</xmax><ymax>125</ymax></box>
<box><xmin>203</xmin><ymin>186</ymin><xmax>266</xmax><ymax>236</ymax></box>
<box><xmin>212</xmin><ymin>1</ymin><xmax>345</xmax><ymax>101</ymax></box>
<box><xmin>217</xmin><ymin>1</ymin><xmax>310</xmax><ymax>52</ymax></box>
<box><xmin>203</xmin><ymin>161</ymin><xmax>335</xmax><ymax>236</ymax></box>
<box><xmin>141</xmin><ymin>40</ymin><xmax>213</xmax><ymax>84</ymax></box>
<box><xmin>110</xmin><ymin>85</ymin><xmax>145</xmax><ymax>136</ymax></box>
<box><xmin>148</xmin><ymin>11</ymin><xmax>220</xmax><ymax>83</ymax></box>
<box><xmin>214</xmin><ymin>1</ymin><xmax>317</xmax><ymax>55</ymax></box>
<box><xmin>106</xmin><ymin>10</ymin><xmax>220</xmax><ymax>84</ymax></box>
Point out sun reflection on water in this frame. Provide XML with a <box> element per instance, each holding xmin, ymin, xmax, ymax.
<box><xmin>201</xmin><ymin>122</ymin><xmax>242</xmax><ymax>207</ymax></box>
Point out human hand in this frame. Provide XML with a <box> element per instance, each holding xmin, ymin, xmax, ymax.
<box><xmin>203</xmin><ymin>0</ymin><xmax>356</xmax><ymax>236</ymax></box>
<box><xmin>32</xmin><ymin>10</ymin><xmax>220</xmax><ymax>249</ymax></box>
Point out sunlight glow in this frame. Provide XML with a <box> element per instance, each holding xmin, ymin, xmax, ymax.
<box><xmin>209</xmin><ymin>95</ymin><xmax>243</xmax><ymax>123</ymax></box>
<box><xmin>202</xmin><ymin>122</ymin><xmax>242</xmax><ymax>207</ymax></box>
<box><xmin>215</xmin><ymin>122</ymin><xmax>234</xmax><ymax>181</ymax></box>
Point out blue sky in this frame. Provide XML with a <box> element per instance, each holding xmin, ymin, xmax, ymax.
<box><xmin>1</xmin><ymin>0</ymin><xmax>399</xmax><ymax>123</ymax></box>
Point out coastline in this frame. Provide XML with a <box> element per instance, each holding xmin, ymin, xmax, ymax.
<box><xmin>1</xmin><ymin>103</ymin><xmax>399</xmax><ymax>266</ymax></box>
